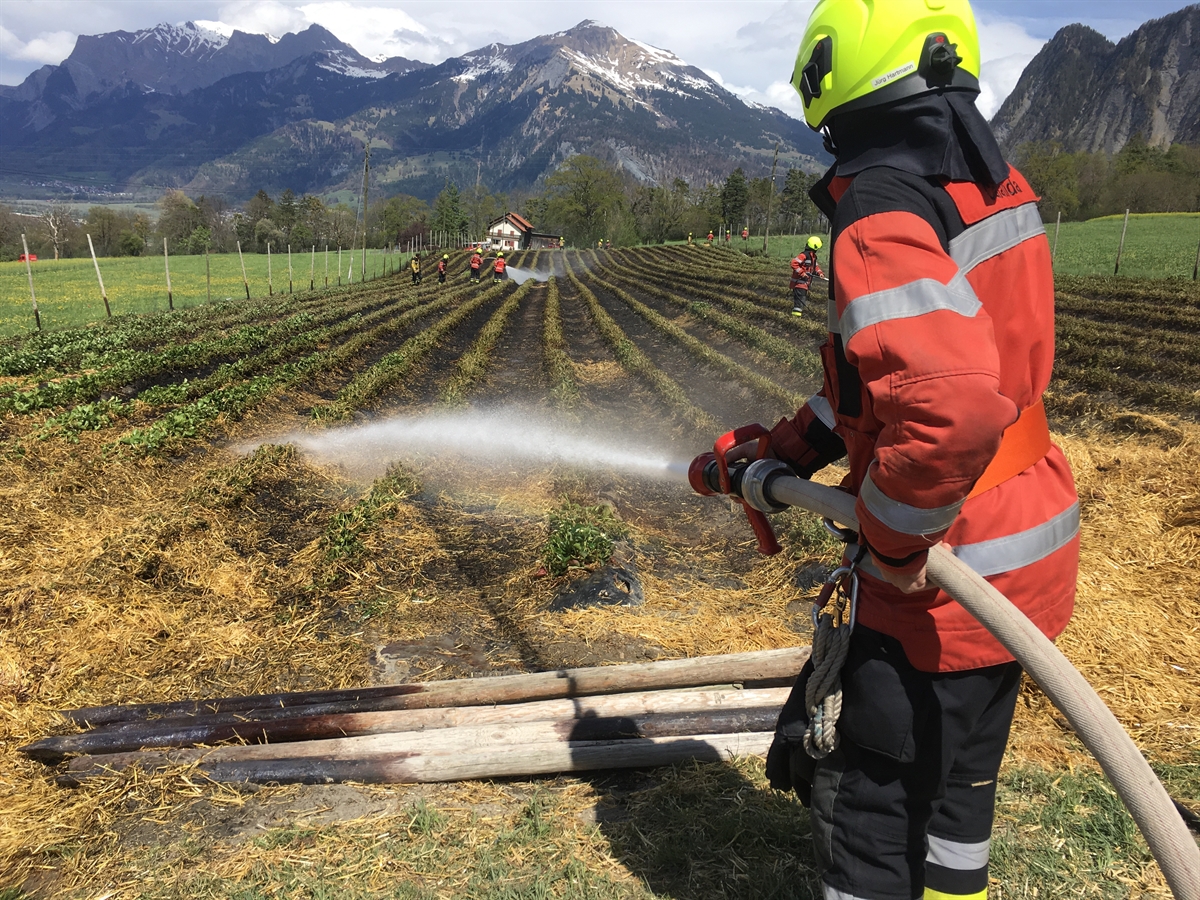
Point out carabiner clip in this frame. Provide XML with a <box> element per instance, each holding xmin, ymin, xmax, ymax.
<box><xmin>812</xmin><ymin>563</ymin><xmax>859</xmax><ymax>632</ymax></box>
<box><xmin>823</xmin><ymin>518</ymin><xmax>858</xmax><ymax>544</ymax></box>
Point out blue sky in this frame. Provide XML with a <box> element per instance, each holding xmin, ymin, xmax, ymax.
<box><xmin>2</xmin><ymin>1</ymin><xmax>1195</xmax><ymax>119</ymax></box>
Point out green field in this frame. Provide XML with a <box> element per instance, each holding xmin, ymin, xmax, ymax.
<box><xmin>0</xmin><ymin>247</ymin><xmax>399</xmax><ymax>337</ymax></box>
<box><xmin>754</xmin><ymin>213</ymin><xmax>1200</xmax><ymax>280</ymax></box>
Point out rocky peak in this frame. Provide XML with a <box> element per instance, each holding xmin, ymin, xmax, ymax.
<box><xmin>992</xmin><ymin>6</ymin><xmax>1200</xmax><ymax>153</ymax></box>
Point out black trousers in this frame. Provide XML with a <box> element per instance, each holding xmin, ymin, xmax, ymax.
<box><xmin>470</xmin><ymin>268</ymin><xmax>480</xmax><ymax>281</ymax></box>
<box><xmin>792</xmin><ymin>287</ymin><xmax>810</xmax><ymax>309</ymax></box>
<box><xmin>767</xmin><ymin>626</ymin><xmax>1021</xmax><ymax>900</ymax></box>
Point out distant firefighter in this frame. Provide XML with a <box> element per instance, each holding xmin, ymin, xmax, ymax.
<box><xmin>438</xmin><ymin>254</ymin><xmax>448</xmax><ymax>284</ymax></box>
<box><xmin>789</xmin><ymin>236</ymin><xmax>825</xmax><ymax>318</ymax></box>
<box><xmin>410</xmin><ymin>253</ymin><xmax>422</xmax><ymax>284</ymax></box>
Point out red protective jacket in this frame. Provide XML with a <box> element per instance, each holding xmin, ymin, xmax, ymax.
<box><xmin>494</xmin><ymin>257</ymin><xmax>507</xmax><ymax>274</ymax></box>
<box><xmin>470</xmin><ymin>254</ymin><xmax>482</xmax><ymax>270</ymax></box>
<box><xmin>437</xmin><ymin>259</ymin><xmax>447</xmax><ymax>274</ymax></box>
<box><xmin>769</xmin><ymin>165</ymin><xmax>1078</xmax><ymax>672</ymax></box>
<box><xmin>789</xmin><ymin>250</ymin><xmax>825</xmax><ymax>291</ymax></box>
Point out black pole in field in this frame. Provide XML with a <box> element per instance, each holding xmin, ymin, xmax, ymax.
<box><xmin>325</xmin><ymin>244</ymin><xmax>329</xmax><ymax>289</ymax></box>
<box><xmin>205</xmin><ymin>247</ymin><xmax>211</xmax><ymax>305</ymax></box>
<box><xmin>1193</xmin><ymin>230</ymin><xmax>1200</xmax><ymax>281</ymax></box>
<box><xmin>287</xmin><ymin>244</ymin><xmax>293</xmax><ymax>294</ymax></box>
<box><xmin>20</xmin><ymin>234</ymin><xmax>41</xmax><ymax>331</ymax></box>
<box><xmin>163</xmin><ymin>238</ymin><xmax>174</xmax><ymax>310</ymax></box>
<box><xmin>310</xmin><ymin>245</ymin><xmax>315</xmax><ymax>291</ymax></box>
<box><xmin>267</xmin><ymin>243</ymin><xmax>273</xmax><ymax>296</ymax></box>
<box><xmin>1114</xmin><ymin>208</ymin><xmax>1130</xmax><ymax>275</ymax></box>
<box><xmin>237</xmin><ymin>241</ymin><xmax>250</xmax><ymax>300</ymax></box>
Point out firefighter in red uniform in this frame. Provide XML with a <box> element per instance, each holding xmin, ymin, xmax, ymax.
<box><xmin>738</xmin><ymin>2</ymin><xmax>1080</xmax><ymax>899</ymax></box>
<box><xmin>469</xmin><ymin>250</ymin><xmax>483</xmax><ymax>282</ymax></box>
<box><xmin>492</xmin><ymin>251</ymin><xmax>507</xmax><ymax>283</ymax></box>
<box><xmin>437</xmin><ymin>253</ymin><xmax>448</xmax><ymax>284</ymax></box>
<box><xmin>707</xmin><ymin>230</ymin><xmax>714</xmax><ymax>244</ymax></box>
<box><xmin>742</xmin><ymin>226</ymin><xmax>750</xmax><ymax>241</ymax></box>
<box><xmin>789</xmin><ymin>236</ymin><xmax>825</xmax><ymax>317</ymax></box>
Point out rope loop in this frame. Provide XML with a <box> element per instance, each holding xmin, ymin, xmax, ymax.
<box><xmin>803</xmin><ymin>563</ymin><xmax>859</xmax><ymax>759</ymax></box>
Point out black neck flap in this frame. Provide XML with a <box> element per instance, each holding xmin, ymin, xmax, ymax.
<box><xmin>824</xmin><ymin>89</ymin><xmax>1009</xmax><ymax>188</ymax></box>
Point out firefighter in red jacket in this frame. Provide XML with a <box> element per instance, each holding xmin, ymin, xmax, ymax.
<box><xmin>437</xmin><ymin>253</ymin><xmax>448</xmax><ymax>284</ymax></box>
<box><xmin>741</xmin><ymin>2</ymin><xmax>1079</xmax><ymax>898</ymax></box>
<box><xmin>789</xmin><ymin>236</ymin><xmax>825</xmax><ymax>317</ymax></box>
<box><xmin>469</xmin><ymin>250</ymin><xmax>483</xmax><ymax>282</ymax></box>
<box><xmin>492</xmin><ymin>251</ymin><xmax>507</xmax><ymax>283</ymax></box>
<box><xmin>742</xmin><ymin>226</ymin><xmax>750</xmax><ymax>241</ymax></box>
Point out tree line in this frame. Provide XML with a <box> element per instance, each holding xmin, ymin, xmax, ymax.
<box><xmin>1015</xmin><ymin>136</ymin><xmax>1200</xmax><ymax>222</ymax></box>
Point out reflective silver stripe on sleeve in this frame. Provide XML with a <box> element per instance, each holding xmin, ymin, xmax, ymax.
<box><xmin>808</xmin><ymin>394</ymin><xmax>836</xmax><ymax>431</ymax></box>
<box><xmin>823</xmin><ymin>886</ymin><xmax>874</xmax><ymax>900</ymax></box>
<box><xmin>859</xmin><ymin>470</ymin><xmax>965</xmax><ymax>536</ymax></box>
<box><xmin>949</xmin><ymin>203</ymin><xmax>1046</xmax><ymax>275</ymax></box>
<box><xmin>827</xmin><ymin>297</ymin><xmax>840</xmax><ymax>334</ymax></box>
<box><xmin>839</xmin><ymin>274</ymin><xmax>981</xmax><ymax>343</ymax></box>
<box><xmin>952</xmin><ymin>502</ymin><xmax>1080</xmax><ymax>577</ymax></box>
<box><xmin>927</xmin><ymin>835</ymin><xmax>991</xmax><ymax>870</ymax></box>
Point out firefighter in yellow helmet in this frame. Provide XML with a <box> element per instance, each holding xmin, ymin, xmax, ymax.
<box><xmin>756</xmin><ymin>3</ymin><xmax>1078</xmax><ymax>899</ymax></box>
<box><xmin>789</xmin><ymin>235</ymin><xmax>825</xmax><ymax>317</ymax></box>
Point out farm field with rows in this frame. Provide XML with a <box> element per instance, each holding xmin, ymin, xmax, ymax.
<box><xmin>0</xmin><ymin>247</ymin><xmax>402</xmax><ymax>337</ymax></box>
<box><xmin>1</xmin><ymin>245</ymin><xmax>1197</xmax><ymax>899</ymax></box>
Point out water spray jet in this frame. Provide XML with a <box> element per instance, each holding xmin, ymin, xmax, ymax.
<box><xmin>249</xmin><ymin>408</ymin><xmax>691</xmax><ymax>483</ymax></box>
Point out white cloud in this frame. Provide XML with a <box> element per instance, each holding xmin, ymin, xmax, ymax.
<box><xmin>0</xmin><ymin>25</ymin><xmax>77</xmax><ymax>65</ymax></box>
<box><xmin>975</xmin><ymin>15</ymin><xmax>1045</xmax><ymax>118</ymax></box>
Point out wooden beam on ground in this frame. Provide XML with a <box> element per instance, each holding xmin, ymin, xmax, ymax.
<box><xmin>60</xmin><ymin>648</ymin><xmax>808</xmax><ymax>727</ymax></box>
<box><xmin>65</xmin><ymin>704</ymin><xmax>783</xmax><ymax>772</ymax></box>
<box><xmin>27</xmin><ymin>686</ymin><xmax>792</xmax><ymax>763</ymax></box>
<box><xmin>60</xmin><ymin>732</ymin><xmax>776</xmax><ymax>786</ymax></box>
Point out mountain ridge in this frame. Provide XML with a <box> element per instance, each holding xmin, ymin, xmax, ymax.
<box><xmin>0</xmin><ymin>20</ymin><xmax>828</xmax><ymax>201</ymax></box>
<box><xmin>991</xmin><ymin>5</ymin><xmax>1200</xmax><ymax>153</ymax></box>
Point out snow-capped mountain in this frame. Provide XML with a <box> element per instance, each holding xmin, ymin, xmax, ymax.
<box><xmin>0</xmin><ymin>22</ymin><xmax>426</xmax><ymax>106</ymax></box>
<box><xmin>1</xmin><ymin>20</ymin><xmax>827</xmax><ymax>200</ymax></box>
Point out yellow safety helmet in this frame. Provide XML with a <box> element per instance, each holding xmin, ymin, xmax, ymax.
<box><xmin>497</xmin><ymin>251</ymin><xmax>504</xmax><ymax>257</ymax></box>
<box><xmin>806</xmin><ymin>235</ymin><xmax>823</xmax><ymax>251</ymax></box>
<box><xmin>443</xmin><ymin>253</ymin><xmax>449</xmax><ymax>259</ymax></box>
<box><xmin>792</xmin><ymin>0</ymin><xmax>981</xmax><ymax>131</ymax></box>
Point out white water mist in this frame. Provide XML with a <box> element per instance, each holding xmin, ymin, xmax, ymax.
<box><xmin>256</xmin><ymin>408</ymin><xmax>692</xmax><ymax>482</ymax></box>
<box><xmin>504</xmin><ymin>266</ymin><xmax>549</xmax><ymax>285</ymax></box>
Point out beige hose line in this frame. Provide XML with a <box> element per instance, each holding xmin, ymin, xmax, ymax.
<box><xmin>765</xmin><ymin>475</ymin><xmax>1200</xmax><ymax>900</ymax></box>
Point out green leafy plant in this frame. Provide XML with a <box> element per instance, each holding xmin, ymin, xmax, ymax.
<box><xmin>543</xmin><ymin>501</ymin><xmax>627</xmax><ymax>576</ymax></box>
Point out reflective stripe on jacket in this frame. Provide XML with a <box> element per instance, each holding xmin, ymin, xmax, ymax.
<box><xmin>494</xmin><ymin>258</ymin><xmax>506</xmax><ymax>273</ymax></box>
<box><xmin>470</xmin><ymin>255</ymin><xmax>482</xmax><ymax>269</ymax></box>
<box><xmin>811</xmin><ymin>164</ymin><xmax>1077</xmax><ymax>672</ymax></box>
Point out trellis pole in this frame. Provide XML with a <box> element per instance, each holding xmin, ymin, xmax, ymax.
<box><xmin>86</xmin><ymin>234</ymin><xmax>111</xmax><ymax>317</ymax></box>
<box><xmin>21</xmin><ymin>234</ymin><xmax>41</xmax><ymax>331</ymax></box>
<box><xmin>237</xmin><ymin>241</ymin><xmax>250</xmax><ymax>299</ymax></box>
<box><xmin>1114</xmin><ymin>208</ymin><xmax>1130</xmax><ymax>275</ymax></box>
<box><xmin>163</xmin><ymin>238</ymin><xmax>174</xmax><ymax>310</ymax></box>
<box><xmin>267</xmin><ymin>242</ymin><xmax>273</xmax><ymax>296</ymax></box>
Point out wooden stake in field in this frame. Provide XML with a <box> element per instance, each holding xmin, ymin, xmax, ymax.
<box><xmin>310</xmin><ymin>245</ymin><xmax>315</xmax><ymax>291</ymax></box>
<box><xmin>236</xmin><ymin>241</ymin><xmax>250</xmax><ymax>299</ymax></box>
<box><xmin>287</xmin><ymin>244</ymin><xmax>293</xmax><ymax>294</ymax></box>
<box><xmin>86</xmin><ymin>233</ymin><xmax>111</xmax><ymax>318</ymax></box>
<box><xmin>20</xmin><ymin>234</ymin><xmax>41</xmax><ymax>331</ymax></box>
<box><xmin>348</xmin><ymin>249</ymin><xmax>355</xmax><ymax>285</ymax></box>
<box><xmin>163</xmin><ymin>238</ymin><xmax>174</xmax><ymax>310</ymax></box>
<box><xmin>205</xmin><ymin>247</ymin><xmax>211</xmax><ymax>305</ymax></box>
<box><xmin>763</xmin><ymin>141</ymin><xmax>780</xmax><ymax>255</ymax></box>
<box><xmin>267</xmin><ymin>242</ymin><xmax>273</xmax><ymax>296</ymax></box>
<box><xmin>1053</xmin><ymin>210</ymin><xmax>1062</xmax><ymax>266</ymax></box>
<box><xmin>325</xmin><ymin>244</ymin><xmax>329</xmax><ymax>288</ymax></box>
<box><xmin>338</xmin><ymin>246</ymin><xmax>342</xmax><ymax>286</ymax></box>
<box><xmin>1193</xmin><ymin>230</ymin><xmax>1200</xmax><ymax>281</ymax></box>
<box><xmin>1114</xmin><ymin>208</ymin><xmax>1130</xmax><ymax>275</ymax></box>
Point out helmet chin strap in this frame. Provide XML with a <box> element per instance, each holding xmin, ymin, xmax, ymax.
<box><xmin>821</xmin><ymin>126</ymin><xmax>838</xmax><ymax>158</ymax></box>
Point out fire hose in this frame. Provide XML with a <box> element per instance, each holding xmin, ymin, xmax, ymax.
<box><xmin>689</xmin><ymin>430</ymin><xmax>1200</xmax><ymax>900</ymax></box>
